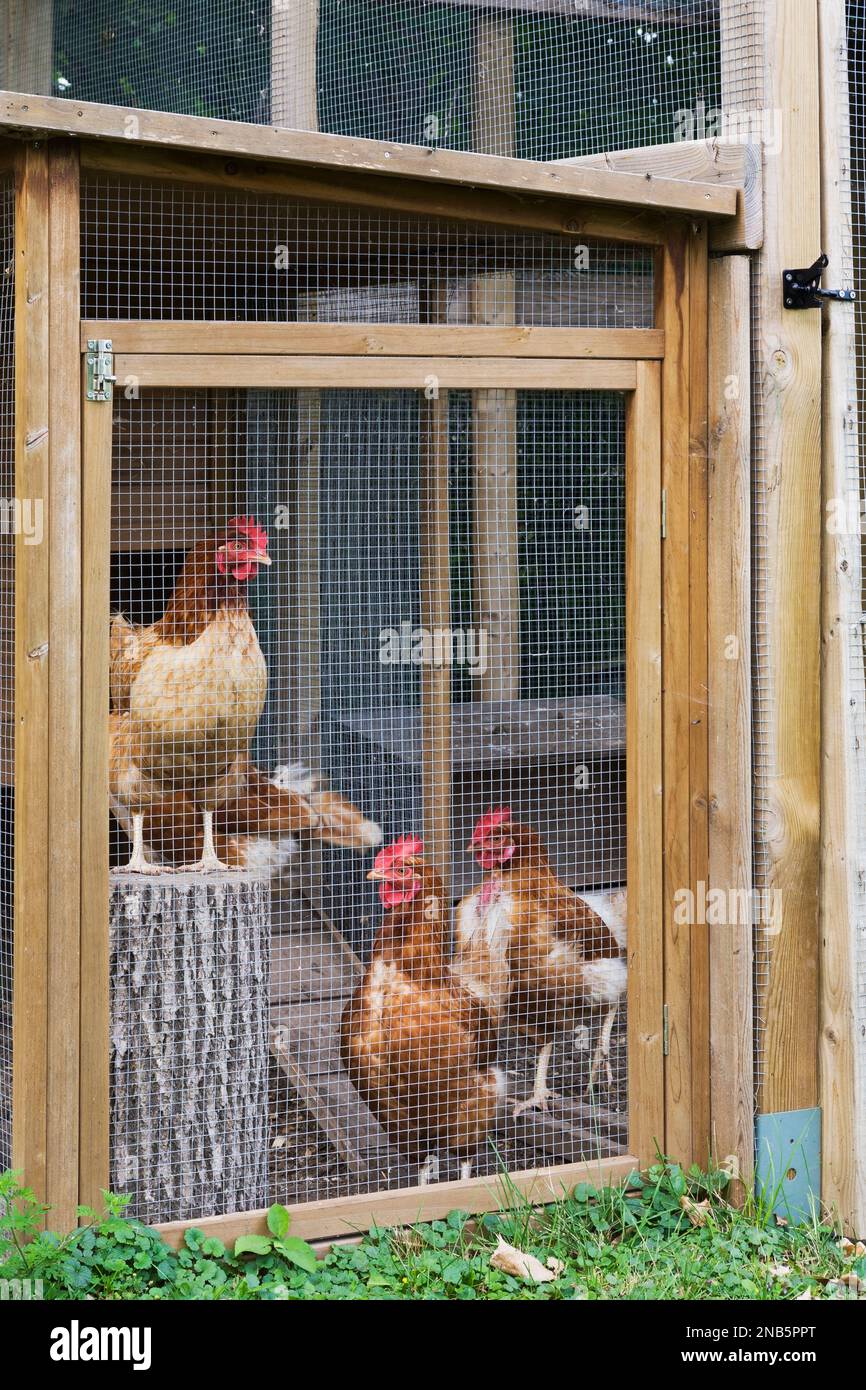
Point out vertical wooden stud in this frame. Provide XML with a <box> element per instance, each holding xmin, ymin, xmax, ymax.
<box><xmin>708</xmin><ymin>254</ymin><xmax>754</xmax><ymax>1194</ymax></box>
<box><xmin>270</xmin><ymin>0</ymin><xmax>319</xmax><ymax>131</ymax></box>
<box><xmin>11</xmin><ymin>141</ymin><xmax>50</xmax><ymax>1208</ymax></box>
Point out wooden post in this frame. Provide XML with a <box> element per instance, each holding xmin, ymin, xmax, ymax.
<box><xmin>79</xmin><ymin>378</ymin><xmax>113</xmax><ymax>1211</ymax></box>
<box><xmin>708</xmin><ymin>254</ymin><xmax>754</xmax><ymax>1193</ymax></box>
<box><xmin>0</xmin><ymin>1</ymin><xmax>52</xmax><ymax>96</ymax></box>
<box><xmin>46</xmin><ymin>140</ymin><xmax>81</xmax><ymax>1230</ymax></box>
<box><xmin>11</xmin><ymin>141</ymin><xmax>49</xmax><ymax>1207</ymax></box>
<box><xmin>270</xmin><ymin>0</ymin><xmax>319</xmax><ymax>131</ymax></box>
<box><xmin>753</xmin><ymin>0</ymin><xmax>822</xmax><ymax>1118</ymax></box>
<box><xmin>420</xmin><ymin>391</ymin><xmax>452</xmax><ymax>899</ymax></box>
<box><xmin>471</xmin><ymin>14</ymin><xmax>520</xmax><ymax>704</ymax></box>
<box><xmin>817</xmin><ymin>0</ymin><xmax>866</xmax><ymax>1233</ymax></box>
<box><xmin>109</xmin><ymin>873</ymin><xmax>271</xmax><ymax>1224</ymax></box>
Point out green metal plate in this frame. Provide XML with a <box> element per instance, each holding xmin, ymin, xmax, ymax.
<box><xmin>755</xmin><ymin>1108</ymin><xmax>821</xmax><ymax>1225</ymax></box>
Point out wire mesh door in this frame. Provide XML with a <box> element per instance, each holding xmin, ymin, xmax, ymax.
<box><xmin>82</xmin><ymin>355</ymin><xmax>662</xmax><ymax>1233</ymax></box>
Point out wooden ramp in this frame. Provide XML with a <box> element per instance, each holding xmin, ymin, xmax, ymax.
<box><xmin>268</xmin><ymin>882</ymin><xmax>628</xmax><ymax>1180</ymax></box>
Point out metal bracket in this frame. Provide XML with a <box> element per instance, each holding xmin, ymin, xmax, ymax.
<box><xmin>783</xmin><ymin>254</ymin><xmax>855</xmax><ymax>308</ymax></box>
<box><xmin>755</xmin><ymin>1108</ymin><xmax>821</xmax><ymax>1224</ymax></box>
<box><xmin>85</xmin><ymin>338</ymin><xmax>116</xmax><ymax>402</ymax></box>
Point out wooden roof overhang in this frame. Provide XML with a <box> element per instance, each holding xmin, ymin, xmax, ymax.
<box><xmin>0</xmin><ymin>91</ymin><xmax>737</xmax><ymax>247</ymax></box>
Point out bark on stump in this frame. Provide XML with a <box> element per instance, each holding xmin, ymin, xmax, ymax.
<box><xmin>109</xmin><ymin>871</ymin><xmax>270</xmax><ymax>1225</ymax></box>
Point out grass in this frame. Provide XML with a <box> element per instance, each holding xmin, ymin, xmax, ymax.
<box><xmin>1</xmin><ymin>1161</ymin><xmax>862</xmax><ymax>1301</ymax></box>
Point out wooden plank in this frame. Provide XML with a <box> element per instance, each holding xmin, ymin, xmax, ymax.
<box><xmin>79</xmin><ymin>386</ymin><xmax>113</xmax><ymax>1210</ymax></box>
<box><xmin>817</xmin><ymin>0</ymin><xmax>866</xmax><ymax>1233</ymax></box>
<box><xmin>626</xmin><ymin>361</ymin><xmax>664</xmax><ymax>1167</ymax></box>
<box><xmin>419</xmin><ymin>390</ymin><xmax>452</xmax><ymax>897</ymax></box>
<box><xmin>655</xmin><ymin>228</ymin><xmax>694</xmax><ymax>1164</ymax></box>
<box><xmin>45</xmin><ymin>139</ymin><xmax>81</xmax><ymax>1231</ymax></box>
<box><xmin>81</xmin><ymin>322</ymin><xmax>665</xmax><ymax>360</ymax></box>
<box><xmin>688</xmin><ymin>225</ymin><xmax>711</xmax><ymax>1166</ymax></box>
<box><xmin>718</xmin><ymin>0</ymin><xmax>764</xmax><ymax>255</ymax></box>
<box><xmin>80</xmin><ymin>140</ymin><xmax>675</xmax><ymax>248</ymax></box>
<box><xmin>155</xmin><ymin>1152</ymin><xmax>639</xmax><ymax>1247</ymax></box>
<box><xmin>707</xmin><ymin>254</ymin><xmax>754</xmax><ymax>1195</ymax></box>
<box><xmin>271</xmin><ymin>1016</ymin><xmax>401</xmax><ymax>1177</ymax></box>
<box><xmin>754</xmin><ymin>0</ymin><xmax>822</xmax><ymax>1117</ymax></box>
<box><xmin>11</xmin><ymin>143</ymin><xmax>50</xmax><ymax>1208</ymax></box>
<box><xmin>115</xmin><ymin>355</ymin><xmax>639</xmax><ymax>392</ymax></box>
<box><xmin>0</xmin><ymin>92</ymin><xmax>739</xmax><ymax>221</ymax></box>
<box><xmin>555</xmin><ymin>139</ymin><xmax>762</xmax><ymax>253</ymax></box>
<box><xmin>270</xmin><ymin>0</ymin><xmax>319</xmax><ymax>131</ymax></box>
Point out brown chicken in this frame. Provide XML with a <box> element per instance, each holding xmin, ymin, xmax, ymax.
<box><xmin>109</xmin><ymin>516</ymin><xmax>270</xmax><ymax>872</ymax></box>
<box><xmin>451</xmin><ymin>807</ymin><xmax>627</xmax><ymax>1115</ymax></box>
<box><xmin>341</xmin><ymin>836</ymin><xmax>503</xmax><ymax>1183</ymax></box>
<box><xmin>110</xmin><ymin>744</ymin><xmax>383</xmax><ymax>873</ymax></box>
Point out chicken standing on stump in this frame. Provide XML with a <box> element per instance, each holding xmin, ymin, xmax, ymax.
<box><xmin>451</xmin><ymin>807</ymin><xmax>627</xmax><ymax>1115</ymax></box>
<box><xmin>109</xmin><ymin>517</ymin><xmax>270</xmax><ymax>873</ymax></box>
<box><xmin>341</xmin><ymin>836</ymin><xmax>504</xmax><ymax>1184</ymax></box>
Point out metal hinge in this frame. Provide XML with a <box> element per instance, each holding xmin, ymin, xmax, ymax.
<box><xmin>783</xmin><ymin>254</ymin><xmax>855</xmax><ymax>308</ymax></box>
<box><xmin>662</xmin><ymin>1003</ymin><xmax>670</xmax><ymax>1056</ymax></box>
<box><xmin>661</xmin><ymin>489</ymin><xmax>667</xmax><ymax>540</ymax></box>
<box><xmin>85</xmin><ymin>338</ymin><xmax>116</xmax><ymax>402</ymax></box>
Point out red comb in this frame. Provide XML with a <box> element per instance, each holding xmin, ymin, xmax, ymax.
<box><xmin>229</xmin><ymin>515</ymin><xmax>269</xmax><ymax>551</ymax></box>
<box><xmin>472</xmin><ymin>806</ymin><xmax>512</xmax><ymax>839</ymax></box>
<box><xmin>373</xmin><ymin>835</ymin><xmax>424</xmax><ymax>874</ymax></box>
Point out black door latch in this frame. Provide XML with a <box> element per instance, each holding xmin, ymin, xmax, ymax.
<box><xmin>783</xmin><ymin>254</ymin><xmax>856</xmax><ymax>308</ymax></box>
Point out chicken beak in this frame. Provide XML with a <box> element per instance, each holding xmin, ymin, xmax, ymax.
<box><xmin>252</xmin><ymin>550</ymin><xmax>272</xmax><ymax>566</ymax></box>
<box><xmin>367</xmin><ymin>866</ymin><xmax>388</xmax><ymax>882</ymax></box>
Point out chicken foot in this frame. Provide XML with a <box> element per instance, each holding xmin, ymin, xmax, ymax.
<box><xmin>177</xmin><ymin>808</ymin><xmax>234</xmax><ymax>873</ymax></box>
<box><xmin>512</xmin><ymin>1041</ymin><xmax>556</xmax><ymax>1118</ymax></box>
<box><xmin>417</xmin><ymin>1154</ymin><xmax>440</xmax><ymax>1186</ymax></box>
<box><xmin>587</xmin><ymin>1005</ymin><xmax>618</xmax><ymax>1093</ymax></box>
<box><xmin>123</xmin><ymin>813</ymin><xmax>164</xmax><ymax>875</ymax></box>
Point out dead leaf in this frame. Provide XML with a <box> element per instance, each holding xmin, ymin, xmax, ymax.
<box><xmin>838</xmin><ymin>1237</ymin><xmax>866</xmax><ymax>1259</ymax></box>
<box><xmin>680</xmin><ymin>1196</ymin><xmax>712</xmax><ymax>1227</ymax></box>
<box><xmin>546</xmin><ymin>1256</ymin><xmax>566</xmax><ymax>1276</ymax></box>
<box><xmin>490</xmin><ymin>1236</ymin><xmax>558</xmax><ymax>1283</ymax></box>
<box><xmin>768</xmin><ymin>1263</ymin><xmax>791</xmax><ymax>1278</ymax></box>
<box><xmin>775</xmin><ymin>1214</ymin><xmax>789</xmax><ymax>1228</ymax></box>
<box><xmin>796</xmin><ymin>1289</ymin><xmax>813</xmax><ymax>1301</ymax></box>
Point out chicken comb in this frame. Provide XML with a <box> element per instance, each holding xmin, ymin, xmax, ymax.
<box><xmin>472</xmin><ymin>806</ymin><xmax>512</xmax><ymax>839</ymax></box>
<box><xmin>373</xmin><ymin>834</ymin><xmax>424</xmax><ymax>874</ymax></box>
<box><xmin>229</xmin><ymin>515</ymin><xmax>269</xmax><ymax>551</ymax></box>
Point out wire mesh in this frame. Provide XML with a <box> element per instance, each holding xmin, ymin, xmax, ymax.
<box><xmin>107</xmin><ymin>384</ymin><xmax>628</xmax><ymax>1221</ymax></box>
<box><xmin>0</xmin><ymin>175</ymin><xmax>14</xmax><ymax>1174</ymax></box>
<box><xmin>3</xmin><ymin>3</ymin><xmax>761</xmax><ymax>163</ymax></box>
<box><xmin>80</xmin><ymin>174</ymin><xmax>654</xmax><ymax>326</ymax></box>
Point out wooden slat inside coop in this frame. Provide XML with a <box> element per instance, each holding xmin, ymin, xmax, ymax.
<box><xmin>105</xmin><ymin>377</ymin><xmax>632</xmax><ymax>1218</ymax></box>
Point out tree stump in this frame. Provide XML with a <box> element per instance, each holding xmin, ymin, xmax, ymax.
<box><xmin>109</xmin><ymin>871</ymin><xmax>270</xmax><ymax>1225</ymax></box>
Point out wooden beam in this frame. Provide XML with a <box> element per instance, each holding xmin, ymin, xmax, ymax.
<box><xmin>0</xmin><ymin>92</ymin><xmax>739</xmax><ymax>221</ymax></box>
<box><xmin>46</xmin><ymin>140</ymin><xmax>81</xmax><ymax>1231</ymax></box>
<box><xmin>707</xmin><ymin>254</ymin><xmax>754</xmax><ymax>1195</ymax></box>
<box><xmin>655</xmin><ymin>227</ymin><xmax>694</xmax><ymax>1164</ymax></box>
<box><xmin>438</xmin><ymin>0</ymin><xmax>712</xmax><ymax>19</ymax></box>
<box><xmin>155</xmin><ymin>1153</ymin><xmax>639</xmax><ymax>1247</ymax></box>
<box><xmin>555</xmin><ymin>139</ymin><xmax>762</xmax><ymax>253</ymax></box>
<box><xmin>270</xmin><ymin>0</ymin><xmax>319</xmax><ymax>131</ymax></box>
<box><xmin>471</xmin><ymin>16</ymin><xmax>520</xmax><ymax>705</ymax></box>
<box><xmin>420</xmin><ymin>391</ymin><xmax>452</xmax><ymax>899</ymax></box>
<box><xmin>115</xmin><ymin>356</ymin><xmax>638</xmax><ymax>392</ymax></box>
<box><xmin>79</xmin><ymin>382</ymin><xmax>113</xmax><ymax>1211</ymax></box>
<box><xmin>11</xmin><ymin>142</ymin><xmax>50</xmax><ymax>1209</ymax></box>
<box><xmin>754</xmin><ymin>0</ymin><xmax>822</xmax><ymax>1119</ymax></box>
<box><xmin>0</xmin><ymin>1</ymin><xmax>52</xmax><ymax>96</ymax></box>
<box><xmin>80</xmin><ymin>140</ymin><xmax>675</xmax><ymax>248</ymax></box>
<box><xmin>688</xmin><ymin>224</ymin><xmax>711</xmax><ymax>1165</ymax></box>
<box><xmin>81</xmin><ymin>323</ymin><xmax>665</xmax><ymax>359</ymax></box>
<box><xmin>817</xmin><ymin>0</ymin><xmax>866</xmax><ymax>1233</ymax></box>
<box><xmin>626</xmin><ymin>361</ymin><xmax>664</xmax><ymax>1168</ymax></box>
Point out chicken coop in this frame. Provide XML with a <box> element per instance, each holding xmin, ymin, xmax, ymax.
<box><xmin>0</xmin><ymin>0</ymin><xmax>862</xmax><ymax>1244</ymax></box>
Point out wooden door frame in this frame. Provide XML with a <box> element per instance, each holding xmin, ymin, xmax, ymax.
<box><xmin>78</xmin><ymin>345</ymin><xmax>666</xmax><ymax>1239</ymax></box>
